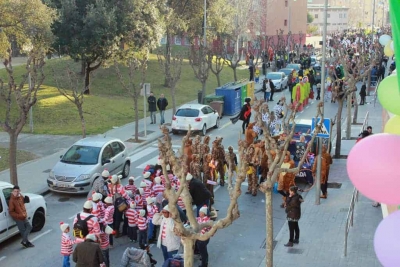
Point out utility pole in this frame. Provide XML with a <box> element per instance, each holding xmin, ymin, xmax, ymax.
<box><xmin>29</xmin><ymin>72</ymin><xmax>33</xmax><ymax>133</ymax></box>
<box><xmin>371</xmin><ymin>0</ymin><xmax>376</xmax><ymax>34</ymax></box>
<box><xmin>315</xmin><ymin>0</ymin><xmax>328</xmax><ymax>205</ymax></box>
<box><xmin>288</xmin><ymin>0</ymin><xmax>291</xmax><ymax>64</ymax></box>
<box><xmin>203</xmin><ymin>0</ymin><xmax>207</xmax><ymax>47</ymax></box>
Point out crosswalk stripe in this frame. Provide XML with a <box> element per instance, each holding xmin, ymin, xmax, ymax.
<box><xmin>130</xmin><ymin>147</ymin><xmax>158</xmax><ymax>163</ymax></box>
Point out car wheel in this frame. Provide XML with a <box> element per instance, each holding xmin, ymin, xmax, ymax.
<box><xmin>172</xmin><ymin>129</ymin><xmax>178</xmax><ymax>134</ymax></box>
<box><xmin>122</xmin><ymin>161</ymin><xmax>130</xmax><ymax>178</ymax></box>
<box><xmin>200</xmin><ymin>124</ymin><xmax>207</xmax><ymax>136</ymax></box>
<box><xmin>214</xmin><ymin>117</ymin><xmax>220</xmax><ymax>129</ymax></box>
<box><xmin>32</xmin><ymin>210</ymin><xmax>45</xmax><ymax>232</ymax></box>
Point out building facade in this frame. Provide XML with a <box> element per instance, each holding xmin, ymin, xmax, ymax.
<box><xmin>308</xmin><ymin>4</ymin><xmax>350</xmax><ymax>34</ymax></box>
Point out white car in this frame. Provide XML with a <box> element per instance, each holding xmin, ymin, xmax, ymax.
<box><xmin>266</xmin><ymin>72</ymin><xmax>288</xmax><ymax>91</ymax></box>
<box><xmin>0</xmin><ymin>182</ymin><xmax>47</xmax><ymax>243</ymax></box>
<box><xmin>171</xmin><ymin>104</ymin><xmax>220</xmax><ymax>135</ymax></box>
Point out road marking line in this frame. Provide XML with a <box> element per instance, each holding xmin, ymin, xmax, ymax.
<box><xmin>218</xmin><ymin>121</ymin><xmax>231</xmax><ymax>131</ymax></box>
<box><xmin>136</xmin><ymin>156</ymin><xmax>159</xmax><ymax>169</ymax></box>
<box><xmin>129</xmin><ymin>147</ymin><xmax>158</xmax><ymax>163</ymax></box>
<box><xmin>134</xmin><ymin>176</ymin><xmax>141</xmax><ymax>181</ymax></box>
<box><xmin>69</xmin><ymin>214</ymin><xmax>76</xmax><ymax>220</ymax></box>
<box><xmin>0</xmin><ymin>256</ymin><xmax>6</xmax><ymax>262</ymax></box>
<box><xmin>30</xmin><ymin>229</ymin><xmax>52</xmax><ymax>242</ymax></box>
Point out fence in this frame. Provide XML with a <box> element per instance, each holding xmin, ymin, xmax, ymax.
<box><xmin>344</xmin><ymin>187</ymin><xmax>359</xmax><ymax>256</ymax></box>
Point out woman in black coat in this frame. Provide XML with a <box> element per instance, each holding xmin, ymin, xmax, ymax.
<box><xmin>284</xmin><ymin>186</ymin><xmax>304</xmax><ymax>247</ymax></box>
<box><xmin>268</xmin><ymin>79</ymin><xmax>275</xmax><ymax>101</ymax></box>
<box><xmin>239</xmin><ymin>98</ymin><xmax>252</xmax><ymax>134</ymax></box>
<box><xmin>359</xmin><ymin>82</ymin><xmax>367</xmax><ymax>105</ymax></box>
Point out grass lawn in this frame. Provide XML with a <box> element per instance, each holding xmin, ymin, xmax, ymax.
<box><xmin>0</xmin><ymin>146</ymin><xmax>38</xmax><ymax>172</ymax></box>
<box><xmin>0</xmin><ymin>52</ymin><xmax>248</xmax><ymax>135</ymax></box>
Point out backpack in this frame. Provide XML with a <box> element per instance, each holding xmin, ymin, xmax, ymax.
<box><xmin>73</xmin><ymin>213</ymin><xmax>94</xmax><ymax>238</ymax></box>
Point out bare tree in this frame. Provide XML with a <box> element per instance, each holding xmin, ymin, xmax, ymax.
<box><xmin>115</xmin><ymin>49</ymin><xmax>149</xmax><ymax>142</ymax></box>
<box><xmin>157</xmin><ymin>50</ymin><xmax>184</xmax><ymax>115</ymax></box>
<box><xmin>188</xmin><ymin>44</ymin><xmax>210</xmax><ymax>104</ymax></box>
<box><xmin>157</xmin><ymin>124</ymin><xmax>248</xmax><ymax>266</ymax></box>
<box><xmin>223</xmin><ymin>39</ymin><xmax>242</xmax><ymax>81</ymax></box>
<box><xmin>0</xmin><ymin>50</ymin><xmax>45</xmax><ymax>185</ymax></box>
<box><xmin>250</xmin><ymin>98</ymin><xmax>323</xmax><ymax>267</ymax></box>
<box><xmin>53</xmin><ymin>66</ymin><xmax>87</xmax><ymax>138</ymax></box>
<box><xmin>208</xmin><ymin>37</ymin><xmax>225</xmax><ymax>87</ymax></box>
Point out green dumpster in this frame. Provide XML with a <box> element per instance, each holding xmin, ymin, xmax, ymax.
<box><xmin>241</xmin><ymin>83</ymin><xmax>248</xmax><ymax>103</ymax></box>
<box><xmin>203</xmin><ymin>95</ymin><xmax>224</xmax><ymax>105</ymax></box>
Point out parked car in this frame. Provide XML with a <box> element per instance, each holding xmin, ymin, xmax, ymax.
<box><xmin>310</xmin><ymin>56</ymin><xmax>317</xmax><ymax>66</ymax></box>
<box><xmin>279</xmin><ymin>68</ymin><xmax>295</xmax><ymax>76</ymax></box>
<box><xmin>47</xmin><ymin>136</ymin><xmax>131</xmax><ymax>194</ymax></box>
<box><xmin>266</xmin><ymin>72</ymin><xmax>288</xmax><ymax>91</ymax></box>
<box><xmin>0</xmin><ymin>182</ymin><xmax>47</xmax><ymax>243</ymax></box>
<box><xmin>171</xmin><ymin>104</ymin><xmax>220</xmax><ymax>136</ymax></box>
<box><xmin>286</xmin><ymin>63</ymin><xmax>302</xmax><ymax>72</ymax></box>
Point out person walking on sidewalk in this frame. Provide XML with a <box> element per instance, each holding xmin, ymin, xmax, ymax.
<box><xmin>157</xmin><ymin>94</ymin><xmax>168</xmax><ymax>125</ymax></box>
<box><xmin>9</xmin><ymin>185</ymin><xmax>34</xmax><ymax>248</ymax></box>
<box><xmin>359</xmin><ymin>82</ymin><xmax>366</xmax><ymax>105</ymax></box>
<box><xmin>148</xmin><ymin>92</ymin><xmax>157</xmax><ymax>124</ymax></box>
<box><xmin>268</xmin><ymin>79</ymin><xmax>276</xmax><ymax>101</ymax></box>
<box><xmin>312</xmin><ymin>153</ymin><xmax>329</xmax><ymax>199</ymax></box>
<box><xmin>284</xmin><ymin>186</ymin><xmax>304</xmax><ymax>247</ymax></box>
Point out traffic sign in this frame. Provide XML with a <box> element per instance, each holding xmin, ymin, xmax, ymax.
<box><xmin>311</xmin><ymin>118</ymin><xmax>331</xmax><ymax>138</ymax></box>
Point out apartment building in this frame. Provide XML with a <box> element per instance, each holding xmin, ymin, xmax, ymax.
<box><xmin>308</xmin><ymin>4</ymin><xmax>350</xmax><ymax>33</ymax></box>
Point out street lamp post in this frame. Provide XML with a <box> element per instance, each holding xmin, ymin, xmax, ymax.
<box><xmin>315</xmin><ymin>0</ymin><xmax>328</xmax><ymax>205</ymax></box>
<box><xmin>203</xmin><ymin>0</ymin><xmax>207</xmax><ymax>47</ymax></box>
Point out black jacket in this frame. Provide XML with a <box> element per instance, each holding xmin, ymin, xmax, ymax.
<box><xmin>147</xmin><ymin>95</ymin><xmax>157</xmax><ymax>112</ymax></box>
<box><xmin>285</xmin><ymin>194</ymin><xmax>303</xmax><ymax>220</ymax></box>
<box><xmin>269</xmin><ymin>80</ymin><xmax>275</xmax><ymax>93</ymax></box>
<box><xmin>157</xmin><ymin>97</ymin><xmax>168</xmax><ymax>111</ymax></box>
<box><xmin>189</xmin><ymin>178</ymin><xmax>211</xmax><ymax>206</ymax></box>
<box><xmin>360</xmin><ymin>84</ymin><xmax>367</xmax><ymax>96</ymax></box>
<box><xmin>73</xmin><ymin>240</ymin><xmax>104</xmax><ymax>267</ymax></box>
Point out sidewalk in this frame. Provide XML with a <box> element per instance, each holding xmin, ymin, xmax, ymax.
<box><xmin>258</xmin><ymin>99</ymin><xmax>384</xmax><ymax>267</ymax></box>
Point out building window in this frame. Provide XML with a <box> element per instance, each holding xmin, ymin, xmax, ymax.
<box><xmin>339</xmin><ymin>13</ymin><xmax>342</xmax><ymax>18</ymax></box>
<box><xmin>284</xmin><ymin>19</ymin><xmax>287</xmax><ymax>26</ymax></box>
<box><xmin>160</xmin><ymin>36</ymin><xmax>167</xmax><ymax>45</ymax></box>
<box><xmin>343</xmin><ymin>13</ymin><xmax>346</xmax><ymax>18</ymax></box>
<box><xmin>174</xmin><ymin>36</ymin><xmax>182</xmax><ymax>45</ymax></box>
<box><xmin>327</xmin><ymin>14</ymin><xmax>330</xmax><ymax>18</ymax></box>
<box><xmin>285</xmin><ymin>0</ymin><xmax>288</xmax><ymax>7</ymax></box>
<box><xmin>184</xmin><ymin>37</ymin><xmax>190</xmax><ymax>46</ymax></box>
<box><xmin>315</xmin><ymin>14</ymin><xmax>318</xmax><ymax>19</ymax></box>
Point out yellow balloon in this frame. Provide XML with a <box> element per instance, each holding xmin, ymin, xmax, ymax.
<box><xmin>384</xmin><ymin>115</ymin><xmax>400</xmax><ymax>135</ymax></box>
<box><xmin>384</xmin><ymin>42</ymin><xmax>394</xmax><ymax>57</ymax></box>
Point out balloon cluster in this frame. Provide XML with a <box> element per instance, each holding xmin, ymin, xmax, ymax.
<box><xmin>379</xmin><ymin>34</ymin><xmax>395</xmax><ymax>57</ymax></box>
<box><xmin>347</xmin><ymin>34</ymin><xmax>400</xmax><ymax>266</ymax></box>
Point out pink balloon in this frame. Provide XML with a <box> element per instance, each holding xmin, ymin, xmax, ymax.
<box><xmin>374</xmin><ymin>210</ymin><xmax>400</xmax><ymax>266</ymax></box>
<box><xmin>347</xmin><ymin>133</ymin><xmax>400</xmax><ymax>204</ymax></box>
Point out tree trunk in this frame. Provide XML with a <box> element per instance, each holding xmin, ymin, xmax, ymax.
<box><xmin>83</xmin><ymin>62</ymin><xmax>91</xmax><ymax>95</ymax></box>
<box><xmin>233</xmin><ymin>67</ymin><xmax>238</xmax><ymax>82</ymax></box>
<box><xmin>345</xmin><ymin>94</ymin><xmax>352</xmax><ymax>139</ymax></box>
<box><xmin>133</xmin><ymin>95</ymin><xmax>139</xmax><ymax>142</ymax></box>
<box><xmin>352</xmin><ymin>91</ymin><xmax>358</xmax><ymax>124</ymax></box>
<box><xmin>77</xmin><ymin>104</ymin><xmax>86</xmax><ymax>138</ymax></box>
<box><xmin>164</xmin><ymin>31</ymin><xmax>172</xmax><ymax>87</ymax></box>
<box><xmin>183</xmin><ymin>238</ymin><xmax>195</xmax><ymax>267</ymax></box>
<box><xmin>266</xmin><ymin>188</ymin><xmax>273</xmax><ymax>267</ymax></box>
<box><xmin>366</xmin><ymin>70</ymin><xmax>371</xmax><ymax>96</ymax></box>
<box><xmin>170</xmin><ymin>84</ymin><xmax>177</xmax><ymax>117</ymax></box>
<box><xmin>201</xmin><ymin>82</ymin><xmax>207</xmax><ymax>105</ymax></box>
<box><xmin>80</xmin><ymin>60</ymin><xmax>86</xmax><ymax>75</ymax></box>
<box><xmin>335</xmin><ymin>99</ymin><xmax>344</xmax><ymax>158</ymax></box>
<box><xmin>8</xmin><ymin>131</ymin><xmax>18</xmax><ymax>185</ymax></box>
<box><xmin>216</xmin><ymin>74</ymin><xmax>221</xmax><ymax>87</ymax></box>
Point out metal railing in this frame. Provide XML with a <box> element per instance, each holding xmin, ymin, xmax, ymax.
<box><xmin>360</xmin><ymin>111</ymin><xmax>369</xmax><ymax>134</ymax></box>
<box><xmin>344</xmin><ymin>187</ymin><xmax>359</xmax><ymax>257</ymax></box>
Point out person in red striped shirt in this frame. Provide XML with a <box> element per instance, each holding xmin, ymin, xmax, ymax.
<box><xmin>137</xmin><ymin>209</ymin><xmax>148</xmax><ymax>248</ymax></box>
<box><xmin>146</xmin><ymin>197</ymin><xmax>158</xmax><ymax>243</ymax></box>
<box><xmin>99</xmin><ymin>225</ymin><xmax>115</xmax><ymax>267</ymax></box>
<box><xmin>135</xmin><ymin>189</ymin><xmax>144</xmax><ymax>209</ymax></box>
<box><xmin>124</xmin><ymin>177</ymin><xmax>137</xmax><ymax>195</ymax></box>
<box><xmin>73</xmin><ymin>201</ymin><xmax>101</xmax><ymax>243</ymax></box>
<box><xmin>60</xmin><ymin>222</ymin><xmax>75</xmax><ymax>267</ymax></box>
<box><xmin>196</xmin><ymin>205</ymin><xmax>211</xmax><ymax>267</ymax></box>
<box><xmin>125</xmin><ymin>202</ymin><xmax>138</xmax><ymax>242</ymax></box>
<box><xmin>140</xmin><ymin>181</ymin><xmax>153</xmax><ymax>199</ymax></box>
<box><xmin>152</xmin><ymin>177</ymin><xmax>165</xmax><ymax>197</ymax></box>
<box><xmin>103</xmin><ymin>195</ymin><xmax>114</xmax><ymax>248</ymax></box>
<box><xmin>91</xmin><ymin>193</ymin><xmax>105</xmax><ymax>228</ymax></box>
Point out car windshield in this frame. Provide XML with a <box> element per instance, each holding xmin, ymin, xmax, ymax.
<box><xmin>311</xmin><ymin>58</ymin><xmax>316</xmax><ymax>63</ymax></box>
<box><xmin>266</xmin><ymin>73</ymin><xmax>282</xmax><ymax>80</ymax></box>
<box><xmin>61</xmin><ymin>145</ymin><xmax>101</xmax><ymax>165</ymax></box>
<box><xmin>175</xmin><ymin>108</ymin><xmax>200</xmax><ymax>117</ymax></box>
<box><xmin>287</xmin><ymin>64</ymin><xmax>300</xmax><ymax>70</ymax></box>
<box><xmin>279</xmin><ymin>69</ymin><xmax>292</xmax><ymax>75</ymax></box>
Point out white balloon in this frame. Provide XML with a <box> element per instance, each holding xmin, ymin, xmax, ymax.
<box><xmin>379</xmin><ymin>34</ymin><xmax>392</xmax><ymax>46</ymax></box>
<box><xmin>390</xmin><ymin>40</ymin><xmax>394</xmax><ymax>51</ymax></box>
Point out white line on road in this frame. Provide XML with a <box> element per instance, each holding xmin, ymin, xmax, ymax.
<box><xmin>30</xmin><ymin>229</ymin><xmax>52</xmax><ymax>242</ymax></box>
<box><xmin>69</xmin><ymin>214</ymin><xmax>76</xmax><ymax>220</ymax></box>
<box><xmin>0</xmin><ymin>256</ymin><xmax>6</xmax><ymax>262</ymax></box>
<box><xmin>129</xmin><ymin>147</ymin><xmax>158</xmax><ymax>163</ymax></box>
<box><xmin>218</xmin><ymin>121</ymin><xmax>231</xmax><ymax>131</ymax></box>
<box><xmin>134</xmin><ymin>176</ymin><xmax>142</xmax><ymax>181</ymax></box>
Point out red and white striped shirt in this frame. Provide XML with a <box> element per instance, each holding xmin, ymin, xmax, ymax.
<box><xmin>108</xmin><ymin>184</ymin><xmax>130</xmax><ymax>200</ymax></box>
<box><xmin>61</xmin><ymin>233</ymin><xmax>74</xmax><ymax>255</ymax></box>
<box><xmin>177</xmin><ymin>196</ymin><xmax>186</xmax><ymax>210</ymax></box>
<box><xmin>137</xmin><ymin>215</ymin><xmax>147</xmax><ymax>231</ymax></box>
<box><xmin>124</xmin><ymin>184</ymin><xmax>137</xmax><ymax>195</ymax></box>
<box><xmin>146</xmin><ymin>205</ymin><xmax>158</xmax><ymax>220</ymax></box>
<box><xmin>161</xmin><ymin>221</ymin><xmax>167</xmax><ymax>240</ymax></box>
<box><xmin>73</xmin><ymin>212</ymin><xmax>101</xmax><ymax>235</ymax></box>
<box><xmin>99</xmin><ymin>232</ymin><xmax>109</xmax><ymax>250</ymax></box>
<box><xmin>135</xmin><ymin>195</ymin><xmax>143</xmax><ymax>210</ymax></box>
<box><xmin>197</xmin><ymin>216</ymin><xmax>211</xmax><ymax>235</ymax></box>
<box><xmin>142</xmin><ymin>195</ymin><xmax>147</xmax><ymax>206</ymax></box>
<box><xmin>143</xmin><ymin>179</ymin><xmax>153</xmax><ymax>188</ymax></box>
<box><xmin>125</xmin><ymin>208</ymin><xmax>138</xmax><ymax>227</ymax></box>
<box><xmin>143</xmin><ymin>188</ymin><xmax>152</xmax><ymax>199</ymax></box>
<box><xmin>104</xmin><ymin>205</ymin><xmax>114</xmax><ymax>225</ymax></box>
<box><xmin>91</xmin><ymin>202</ymin><xmax>105</xmax><ymax>221</ymax></box>
<box><xmin>152</xmin><ymin>184</ymin><xmax>165</xmax><ymax>196</ymax></box>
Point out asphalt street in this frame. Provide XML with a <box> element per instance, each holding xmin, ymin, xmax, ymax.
<box><xmin>0</xmin><ymin>87</ymin><xmax>357</xmax><ymax>267</ymax></box>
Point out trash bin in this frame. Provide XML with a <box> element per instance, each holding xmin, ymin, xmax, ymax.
<box><xmin>215</xmin><ymin>86</ymin><xmax>242</xmax><ymax>115</ymax></box>
<box><xmin>203</xmin><ymin>95</ymin><xmax>224</xmax><ymax>106</ymax></box>
<box><xmin>241</xmin><ymin>83</ymin><xmax>248</xmax><ymax>104</ymax></box>
<box><xmin>247</xmin><ymin>81</ymin><xmax>255</xmax><ymax>103</ymax></box>
<box><xmin>210</xmin><ymin>101</ymin><xmax>224</xmax><ymax>118</ymax></box>
<box><xmin>198</xmin><ymin>91</ymin><xmax>203</xmax><ymax>104</ymax></box>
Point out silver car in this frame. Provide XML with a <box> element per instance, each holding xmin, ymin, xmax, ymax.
<box><xmin>47</xmin><ymin>136</ymin><xmax>131</xmax><ymax>194</ymax></box>
<box><xmin>266</xmin><ymin>72</ymin><xmax>288</xmax><ymax>91</ymax></box>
